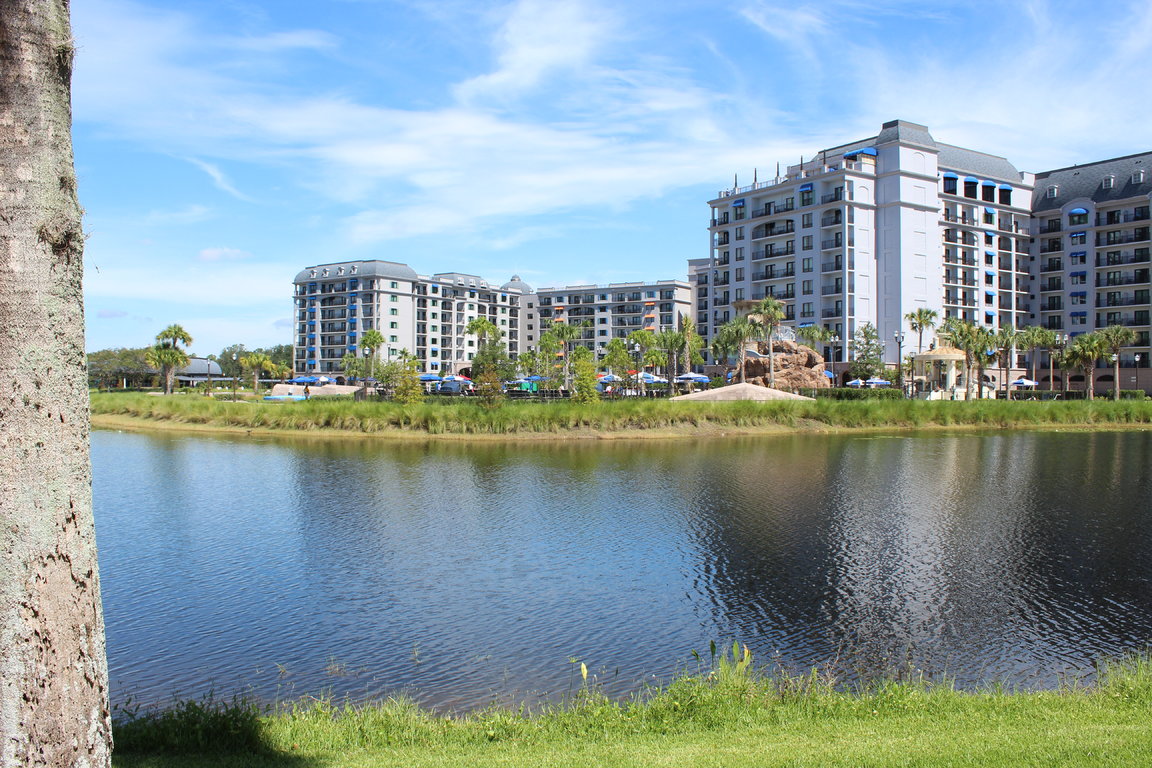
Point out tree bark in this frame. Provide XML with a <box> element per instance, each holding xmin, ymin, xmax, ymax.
<box><xmin>0</xmin><ymin>2</ymin><xmax>113</xmax><ymax>766</ymax></box>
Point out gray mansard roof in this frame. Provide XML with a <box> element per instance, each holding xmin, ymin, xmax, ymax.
<box><xmin>294</xmin><ymin>260</ymin><xmax>420</xmax><ymax>284</ymax></box>
<box><xmin>875</xmin><ymin>119</ymin><xmax>936</xmax><ymax>150</ymax></box>
<box><xmin>936</xmin><ymin>144</ymin><xmax>1023</xmax><ymax>184</ymax></box>
<box><xmin>1032</xmin><ymin>151</ymin><xmax>1152</xmax><ymax>213</ymax></box>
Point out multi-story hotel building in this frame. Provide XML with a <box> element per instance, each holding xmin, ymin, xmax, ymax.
<box><xmin>530</xmin><ymin>280</ymin><xmax>693</xmax><ymax>357</ymax></box>
<box><xmin>1031</xmin><ymin>153</ymin><xmax>1151</xmax><ymax>367</ymax></box>
<box><xmin>292</xmin><ymin>261</ymin><xmax>532</xmax><ymax>377</ymax></box>
<box><xmin>700</xmin><ymin>119</ymin><xmax>1035</xmax><ymax>367</ymax></box>
<box><xmin>292</xmin><ymin>263</ymin><xmax>691</xmax><ymax>377</ymax></box>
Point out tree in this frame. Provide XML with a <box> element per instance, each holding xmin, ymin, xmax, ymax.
<box><xmin>1066</xmin><ymin>332</ymin><xmax>1107</xmax><ymax>400</ymax></box>
<box><xmin>1096</xmin><ymin>325</ymin><xmax>1137</xmax><ymax>401</ymax></box>
<box><xmin>548</xmin><ymin>321</ymin><xmax>585</xmax><ymax>389</ymax></box>
<box><xmin>1017</xmin><ymin>326</ymin><xmax>1052</xmax><ymax>386</ymax></box>
<box><xmin>627</xmin><ymin>329</ymin><xmax>656</xmax><ymax>393</ymax></box>
<box><xmin>747</xmin><ymin>297</ymin><xmax>786</xmax><ymax>388</ymax></box>
<box><xmin>848</xmin><ymin>322</ymin><xmax>885</xmax><ymax>380</ymax></box>
<box><xmin>157</xmin><ymin>323</ymin><xmax>193</xmax><ymax>351</ymax></box>
<box><xmin>145</xmin><ymin>342</ymin><xmax>188</xmax><ymax>395</ymax></box>
<box><xmin>602</xmin><ymin>337</ymin><xmax>633</xmax><ymax>379</ymax></box>
<box><xmin>904</xmin><ymin>308</ymin><xmax>939</xmax><ymax>354</ymax></box>
<box><xmin>571</xmin><ymin>352</ymin><xmax>601</xmax><ymax>404</ymax></box>
<box><xmin>796</xmin><ymin>323</ymin><xmax>832</xmax><ymax>352</ymax></box>
<box><xmin>653</xmin><ymin>327</ymin><xmax>684</xmax><ymax>382</ymax></box>
<box><xmin>359</xmin><ymin>329</ymin><xmax>386</xmax><ymax>379</ymax></box>
<box><xmin>940</xmin><ymin>317</ymin><xmax>979</xmax><ymax>399</ymax></box>
<box><xmin>678</xmin><ymin>314</ymin><xmax>705</xmax><ymax>374</ymax></box>
<box><xmin>713</xmin><ymin>317</ymin><xmax>756</xmax><ymax>383</ymax></box>
<box><xmin>240</xmin><ymin>352</ymin><xmax>273</xmax><ymax>392</ymax></box>
<box><xmin>0</xmin><ymin>1</ymin><xmax>113</xmax><ymax>762</ymax></box>
<box><xmin>993</xmin><ymin>326</ymin><xmax>1019</xmax><ymax>397</ymax></box>
<box><xmin>390</xmin><ymin>351</ymin><xmax>425</xmax><ymax>405</ymax></box>
<box><xmin>216</xmin><ymin>344</ymin><xmax>248</xmax><ymax>379</ymax></box>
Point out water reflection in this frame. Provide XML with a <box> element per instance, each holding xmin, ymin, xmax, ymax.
<box><xmin>93</xmin><ymin>429</ymin><xmax>1152</xmax><ymax>711</ymax></box>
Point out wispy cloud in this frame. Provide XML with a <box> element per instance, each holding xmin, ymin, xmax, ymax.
<box><xmin>96</xmin><ymin>309</ymin><xmax>129</xmax><ymax>319</ymax></box>
<box><xmin>185</xmin><ymin>158</ymin><xmax>254</xmax><ymax>201</ymax></box>
<box><xmin>139</xmin><ymin>204</ymin><xmax>213</xmax><ymax>225</ymax></box>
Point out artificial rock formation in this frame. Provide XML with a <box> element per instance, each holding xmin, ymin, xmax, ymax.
<box><xmin>740</xmin><ymin>340</ymin><xmax>831</xmax><ymax>390</ymax></box>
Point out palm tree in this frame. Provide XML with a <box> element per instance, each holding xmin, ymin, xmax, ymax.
<box><xmin>654</xmin><ymin>327</ymin><xmax>684</xmax><ymax>383</ymax></box>
<box><xmin>746</xmin><ymin>296</ymin><xmax>786</xmax><ymax>388</ymax></box>
<box><xmin>1017</xmin><ymin>326</ymin><xmax>1052</xmax><ymax>386</ymax></box>
<box><xmin>993</xmin><ymin>326</ymin><xmax>1019</xmax><ymax>397</ymax></box>
<box><xmin>904</xmin><ymin>308</ymin><xmax>939</xmax><ymax>354</ymax></box>
<box><xmin>1066</xmin><ymin>332</ymin><xmax>1107</xmax><ymax>400</ymax></box>
<box><xmin>713</xmin><ymin>316</ymin><xmax>757</xmax><ymax>384</ymax></box>
<box><xmin>626</xmin><ymin>329</ymin><xmax>656</xmax><ymax>394</ymax></box>
<box><xmin>939</xmin><ymin>317</ymin><xmax>977</xmax><ymax>399</ymax></box>
<box><xmin>359</xmin><ymin>329</ymin><xmax>385</xmax><ymax>379</ymax></box>
<box><xmin>240</xmin><ymin>352</ymin><xmax>273</xmax><ymax>393</ymax></box>
<box><xmin>548</xmin><ymin>321</ymin><xmax>584</xmax><ymax>389</ymax></box>
<box><xmin>971</xmin><ymin>325</ymin><xmax>997</xmax><ymax>399</ymax></box>
<box><xmin>145</xmin><ymin>343</ymin><xmax>188</xmax><ymax>395</ymax></box>
<box><xmin>1095</xmin><ymin>325</ymin><xmax>1137</xmax><ymax>400</ymax></box>
<box><xmin>678</xmin><ymin>314</ymin><xmax>704</xmax><ymax>376</ymax></box>
<box><xmin>157</xmin><ymin>323</ymin><xmax>193</xmax><ymax>351</ymax></box>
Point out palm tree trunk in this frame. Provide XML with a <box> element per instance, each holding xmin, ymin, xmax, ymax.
<box><xmin>917</xmin><ymin>328</ymin><xmax>924</xmax><ymax>354</ymax></box>
<box><xmin>1114</xmin><ymin>355</ymin><xmax>1121</xmax><ymax>401</ymax></box>
<box><xmin>767</xmin><ymin>332</ymin><xmax>776</xmax><ymax>388</ymax></box>
<box><xmin>738</xmin><ymin>345</ymin><xmax>747</xmax><ymax>384</ymax></box>
<box><xmin>0</xmin><ymin>1</ymin><xmax>113</xmax><ymax>761</ymax></box>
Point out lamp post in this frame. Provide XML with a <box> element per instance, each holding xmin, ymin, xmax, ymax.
<box><xmin>231</xmin><ymin>352</ymin><xmax>238</xmax><ymax>400</ymax></box>
<box><xmin>828</xmin><ymin>334</ymin><xmax>840</xmax><ymax>382</ymax></box>
<box><xmin>205</xmin><ymin>357</ymin><xmax>212</xmax><ymax>396</ymax></box>
<box><xmin>893</xmin><ymin>330</ymin><xmax>906</xmax><ymax>396</ymax></box>
<box><xmin>632</xmin><ymin>342</ymin><xmax>643</xmax><ymax>396</ymax></box>
<box><xmin>1134</xmin><ymin>353</ymin><xmax>1142</xmax><ymax>390</ymax></box>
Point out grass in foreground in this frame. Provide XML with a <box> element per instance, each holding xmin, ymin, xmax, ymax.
<box><xmin>91</xmin><ymin>392</ymin><xmax>1152</xmax><ymax>437</ymax></box>
<box><xmin>112</xmin><ymin>651</ymin><xmax>1152</xmax><ymax>767</ymax></box>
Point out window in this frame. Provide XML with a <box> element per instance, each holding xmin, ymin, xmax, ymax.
<box><xmin>735</xmin><ymin>247</ymin><xmax>744</xmax><ymax>261</ymax></box>
<box><xmin>984</xmin><ymin>210</ymin><xmax>994</xmax><ymax>224</ymax></box>
<box><xmin>390</xmin><ymin>281</ymin><xmax>398</xmax><ymax>289</ymax></box>
<box><xmin>802</xmin><ymin>213</ymin><xmax>813</xmax><ymax>228</ymax></box>
<box><xmin>735</xmin><ymin>268</ymin><xmax>744</xmax><ymax>281</ymax></box>
<box><xmin>1071</xmin><ymin>314</ymin><xmax>1087</xmax><ymax>326</ymax></box>
<box><xmin>735</xmin><ymin>227</ymin><xmax>744</xmax><ymax>240</ymax></box>
<box><xmin>390</xmin><ymin>322</ymin><xmax>398</xmax><ymax>329</ymax></box>
<box><xmin>389</xmin><ymin>335</ymin><xmax>398</xmax><ymax>343</ymax></box>
<box><xmin>998</xmin><ymin>188</ymin><xmax>1011</xmax><ymax>205</ymax></box>
<box><xmin>389</xmin><ymin>295</ymin><xmax>398</xmax><ymax>302</ymax></box>
<box><xmin>734</xmin><ymin>288</ymin><xmax>744</xmax><ymax>301</ymax></box>
<box><xmin>943</xmin><ymin>176</ymin><xmax>958</xmax><ymax>195</ymax></box>
<box><xmin>1102</xmin><ymin>175</ymin><xmax>1114</xmax><ymax>190</ymax></box>
<box><xmin>1071</xmin><ymin>273</ymin><xmax>1086</xmax><ymax>285</ymax></box>
<box><xmin>1071</xmin><ymin>294</ymin><xmax>1086</xmax><ymax>305</ymax></box>
<box><xmin>1070</xmin><ymin>232</ymin><xmax>1087</xmax><ymax>245</ymax></box>
<box><xmin>982</xmin><ymin>185</ymin><xmax>995</xmax><ymax>202</ymax></box>
<box><xmin>964</xmin><ymin>179</ymin><xmax>978</xmax><ymax>198</ymax></box>
<box><xmin>1134</xmin><ymin>170</ymin><xmax>1146</xmax><ymax>184</ymax></box>
<box><xmin>390</xmin><ymin>308</ymin><xmax>398</xmax><ymax>315</ymax></box>
<box><xmin>1046</xmin><ymin>185</ymin><xmax>1059</xmax><ymax>199</ymax></box>
<box><xmin>802</xmin><ymin>280</ymin><xmax>812</xmax><ymax>295</ymax></box>
<box><xmin>802</xmin><ymin>235</ymin><xmax>813</xmax><ymax>250</ymax></box>
<box><xmin>802</xmin><ymin>257</ymin><xmax>813</xmax><ymax>272</ymax></box>
<box><xmin>1070</xmin><ymin>252</ymin><xmax>1086</xmax><ymax>265</ymax></box>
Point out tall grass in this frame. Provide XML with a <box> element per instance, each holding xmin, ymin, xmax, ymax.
<box><xmin>111</xmin><ymin>648</ymin><xmax>1152</xmax><ymax>761</ymax></box>
<box><xmin>91</xmin><ymin>393</ymin><xmax>1152</xmax><ymax>437</ymax></box>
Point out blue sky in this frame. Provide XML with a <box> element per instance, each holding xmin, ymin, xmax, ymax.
<box><xmin>75</xmin><ymin>0</ymin><xmax>1152</xmax><ymax>355</ymax></box>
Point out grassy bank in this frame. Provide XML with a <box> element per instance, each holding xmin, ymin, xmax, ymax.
<box><xmin>90</xmin><ymin>392</ymin><xmax>1152</xmax><ymax>438</ymax></box>
<box><xmin>112</xmin><ymin>652</ymin><xmax>1152</xmax><ymax>767</ymax></box>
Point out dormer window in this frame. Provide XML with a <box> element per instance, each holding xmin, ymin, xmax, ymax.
<box><xmin>350</xmin><ymin>266</ymin><xmax>357</xmax><ymax>274</ymax></box>
<box><xmin>1046</xmin><ymin>185</ymin><xmax>1059</xmax><ymax>199</ymax></box>
<box><xmin>1134</xmin><ymin>170</ymin><xmax>1146</xmax><ymax>184</ymax></box>
<box><xmin>1102</xmin><ymin>175</ymin><xmax>1114</xmax><ymax>190</ymax></box>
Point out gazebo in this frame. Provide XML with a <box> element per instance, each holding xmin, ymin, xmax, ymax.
<box><xmin>911</xmin><ymin>345</ymin><xmax>966</xmax><ymax>399</ymax></box>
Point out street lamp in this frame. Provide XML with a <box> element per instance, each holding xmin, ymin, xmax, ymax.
<box><xmin>1135</xmin><ymin>353</ymin><xmax>1142</xmax><ymax>388</ymax></box>
<box><xmin>827</xmin><ymin>334</ymin><xmax>840</xmax><ymax>384</ymax></box>
<box><xmin>632</xmin><ymin>342</ymin><xmax>643</xmax><ymax>396</ymax></box>
<box><xmin>893</xmin><ymin>330</ymin><xmax>906</xmax><ymax>396</ymax></box>
<box><xmin>231</xmin><ymin>352</ymin><xmax>238</xmax><ymax>400</ymax></box>
<box><xmin>1049</xmin><ymin>333</ymin><xmax>1067</xmax><ymax>395</ymax></box>
<box><xmin>205</xmin><ymin>356</ymin><xmax>212</xmax><ymax>396</ymax></box>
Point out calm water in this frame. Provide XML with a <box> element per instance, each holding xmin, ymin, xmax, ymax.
<box><xmin>92</xmin><ymin>428</ymin><xmax>1152</xmax><ymax>711</ymax></box>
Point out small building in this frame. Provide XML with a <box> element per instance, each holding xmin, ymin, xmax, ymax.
<box><xmin>175</xmin><ymin>357</ymin><xmax>224</xmax><ymax>386</ymax></box>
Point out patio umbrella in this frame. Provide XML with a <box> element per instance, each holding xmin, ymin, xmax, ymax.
<box><xmin>865</xmin><ymin>377</ymin><xmax>890</xmax><ymax>387</ymax></box>
<box><xmin>823</xmin><ymin>370</ymin><xmax>835</xmax><ymax>379</ymax></box>
<box><xmin>292</xmin><ymin>376</ymin><xmax>319</xmax><ymax>384</ymax></box>
<box><xmin>599</xmin><ymin>374</ymin><xmax>623</xmax><ymax>383</ymax></box>
<box><xmin>675</xmin><ymin>373</ymin><xmax>710</xmax><ymax>382</ymax></box>
<box><xmin>419</xmin><ymin>374</ymin><xmax>443</xmax><ymax>382</ymax></box>
<box><xmin>524</xmin><ymin>375</ymin><xmax>546</xmax><ymax>382</ymax></box>
<box><xmin>317</xmin><ymin>376</ymin><xmax>331</xmax><ymax>383</ymax></box>
<box><xmin>1011</xmin><ymin>378</ymin><xmax>1038</xmax><ymax>387</ymax></box>
<box><xmin>442</xmin><ymin>375</ymin><xmax>471</xmax><ymax>382</ymax></box>
<box><xmin>846</xmin><ymin>378</ymin><xmax>865</xmax><ymax>387</ymax></box>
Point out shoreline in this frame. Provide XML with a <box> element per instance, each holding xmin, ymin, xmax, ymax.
<box><xmin>90</xmin><ymin>409</ymin><xmax>1152</xmax><ymax>443</ymax></box>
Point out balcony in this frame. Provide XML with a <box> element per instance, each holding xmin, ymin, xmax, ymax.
<box><xmin>944</xmin><ymin>231</ymin><xmax>979</xmax><ymax>246</ymax></box>
<box><xmin>1097</xmin><ymin>271</ymin><xmax>1151</xmax><ymax>287</ymax></box>
<box><xmin>753</xmin><ymin>222</ymin><xmax>795</xmax><ymax>239</ymax></box>
<box><xmin>1098</xmin><ymin>229</ymin><xmax>1151</xmax><ymax>246</ymax></box>
<box><xmin>1098</xmin><ymin>210</ymin><xmax>1151</xmax><ymax>225</ymax></box>
<box><xmin>1039</xmin><ymin>242</ymin><xmax>1064</xmax><ymax>254</ymax></box>
<box><xmin>1097</xmin><ymin>292</ymin><xmax>1150</xmax><ymax>308</ymax></box>
<box><xmin>1097</xmin><ymin>250</ymin><xmax>1151</xmax><ymax>267</ymax></box>
<box><xmin>1044</xmin><ymin>319</ymin><xmax>1064</xmax><ymax>330</ymax></box>
<box><xmin>943</xmin><ymin>212</ymin><xmax>978</xmax><ymax>226</ymax></box>
<box><xmin>821</xmin><ymin>237</ymin><xmax>843</xmax><ymax>250</ymax></box>
<box><xmin>710</xmin><ymin>214</ymin><xmax>730</xmax><ymax>227</ymax></box>
<box><xmin>1040</xmin><ymin>300</ymin><xmax>1063</xmax><ymax>312</ymax></box>
<box><xmin>820</xmin><ymin>213</ymin><xmax>843</xmax><ymax>227</ymax></box>
<box><xmin>1101</xmin><ymin>312</ymin><xmax>1151</xmax><ymax>327</ymax></box>
<box><xmin>1041</xmin><ymin>222</ymin><xmax>1062</xmax><ymax>234</ymax></box>
<box><xmin>751</xmin><ymin>245</ymin><xmax>796</xmax><ymax>260</ymax></box>
<box><xmin>945</xmin><ymin>254</ymin><xmax>978</xmax><ymax>267</ymax></box>
<box><xmin>821</xmin><ymin>259</ymin><xmax>843</xmax><ymax>272</ymax></box>
<box><xmin>821</xmin><ymin>189</ymin><xmax>844</xmax><ymax>204</ymax></box>
<box><xmin>821</xmin><ymin>285</ymin><xmax>843</xmax><ymax>295</ymax></box>
<box><xmin>715</xmin><ymin>255</ymin><xmax>730</xmax><ymax>266</ymax></box>
<box><xmin>821</xmin><ymin>307</ymin><xmax>843</xmax><ymax>318</ymax></box>
<box><xmin>752</xmin><ymin>266</ymin><xmax>795</xmax><ymax>281</ymax></box>
<box><xmin>770</xmin><ymin>289</ymin><xmax>796</xmax><ymax>300</ymax></box>
<box><xmin>944</xmin><ymin>275</ymin><xmax>977</xmax><ymax>287</ymax></box>
<box><xmin>1039</xmin><ymin>260</ymin><xmax>1064</xmax><ymax>273</ymax></box>
<box><xmin>714</xmin><ymin>234</ymin><xmax>730</xmax><ymax>246</ymax></box>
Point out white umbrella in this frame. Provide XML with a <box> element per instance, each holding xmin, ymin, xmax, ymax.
<box><xmin>1011</xmin><ymin>378</ymin><xmax>1038</xmax><ymax>387</ymax></box>
<box><xmin>846</xmin><ymin>379</ymin><xmax>864</xmax><ymax>388</ymax></box>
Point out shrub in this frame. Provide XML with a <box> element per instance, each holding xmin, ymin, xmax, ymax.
<box><xmin>798</xmin><ymin>387</ymin><xmax>904</xmax><ymax>400</ymax></box>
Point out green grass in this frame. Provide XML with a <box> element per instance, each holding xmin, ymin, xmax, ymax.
<box><xmin>111</xmin><ymin>653</ymin><xmax>1152</xmax><ymax>767</ymax></box>
<box><xmin>90</xmin><ymin>392</ymin><xmax>1152</xmax><ymax>437</ymax></box>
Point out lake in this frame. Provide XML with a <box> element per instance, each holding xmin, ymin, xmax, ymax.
<box><xmin>92</xmin><ymin>428</ymin><xmax>1152</xmax><ymax>712</ymax></box>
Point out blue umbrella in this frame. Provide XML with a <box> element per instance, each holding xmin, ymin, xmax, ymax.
<box><xmin>846</xmin><ymin>378</ymin><xmax>864</xmax><ymax>387</ymax></box>
<box><xmin>865</xmin><ymin>377</ymin><xmax>891</xmax><ymax>386</ymax></box>
<box><xmin>292</xmin><ymin>376</ymin><xmax>319</xmax><ymax>384</ymax></box>
<box><xmin>823</xmin><ymin>370</ymin><xmax>835</xmax><ymax>379</ymax></box>
<box><xmin>599</xmin><ymin>374</ymin><xmax>623</xmax><ymax>383</ymax></box>
<box><xmin>524</xmin><ymin>375</ymin><xmax>546</xmax><ymax>382</ymax></box>
<box><xmin>675</xmin><ymin>373</ymin><xmax>710</xmax><ymax>382</ymax></box>
<box><xmin>419</xmin><ymin>373</ymin><xmax>443</xmax><ymax>382</ymax></box>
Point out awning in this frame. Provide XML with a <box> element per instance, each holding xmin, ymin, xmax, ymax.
<box><xmin>964</xmin><ymin>176</ymin><xmax>979</xmax><ymax>183</ymax></box>
<box><xmin>985</xmin><ymin>269</ymin><xmax>996</xmax><ymax>276</ymax></box>
<box><xmin>984</xmin><ymin>207</ymin><xmax>995</xmax><ymax>214</ymax></box>
<box><xmin>985</xmin><ymin>250</ymin><xmax>996</xmax><ymax>257</ymax></box>
<box><xmin>1072</xmin><ymin>311</ymin><xmax>1087</xmax><ymax>317</ymax></box>
<box><xmin>999</xmin><ymin>184</ymin><xmax>1013</xmax><ymax>191</ymax></box>
<box><xmin>799</xmin><ymin>183</ymin><xmax>813</xmax><ymax>191</ymax></box>
<box><xmin>942</xmin><ymin>172</ymin><xmax>959</xmax><ymax>179</ymax></box>
<box><xmin>1069</xmin><ymin>207</ymin><xmax>1088</xmax><ymax>215</ymax></box>
<box><xmin>858</xmin><ymin>148</ymin><xmax>877</xmax><ymax>156</ymax></box>
<box><xmin>982</xmin><ymin>180</ymin><xmax>997</xmax><ymax>186</ymax></box>
<box><xmin>1071</xmin><ymin>291</ymin><xmax>1086</xmax><ymax>297</ymax></box>
<box><xmin>731</xmin><ymin>199</ymin><xmax>745</xmax><ymax>207</ymax></box>
<box><xmin>985</xmin><ymin>290</ymin><xmax>996</xmax><ymax>297</ymax></box>
<box><xmin>1070</xmin><ymin>231</ymin><xmax>1086</xmax><ymax>237</ymax></box>
<box><xmin>1072</xmin><ymin>271</ymin><xmax>1087</xmax><ymax>277</ymax></box>
<box><xmin>1070</xmin><ymin>251</ymin><xmax>1086</xmax><ymax>258</ymax></box>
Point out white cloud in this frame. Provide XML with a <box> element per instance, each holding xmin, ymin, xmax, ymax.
<box><xmin>139</xmin><ymin>204</ymin><xmax>213</xmax><ymax>225</ymax></box>
<box><xmin>185</xmin><ymin>158</ymin><xmax>254</xmax><ymax>202</ymax></box>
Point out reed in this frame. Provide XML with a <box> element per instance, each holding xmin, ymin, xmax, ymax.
<box><xmin>92</xmin><ymin>393</ymin><xmax>1152</xmax><ymax>437</ymax></box>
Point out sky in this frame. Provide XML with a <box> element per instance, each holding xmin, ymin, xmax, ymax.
<box><xmin>74</xmin><ymin>0</ymin><xmax>1152</xmax><ymax>355</ymax></box>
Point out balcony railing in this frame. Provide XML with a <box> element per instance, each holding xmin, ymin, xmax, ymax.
<box><xmin>1098</xmin><ymin>229</ymin><xmax>1151</xmax><ymax>246</ymax></box>
<box><xmin>821</xmin><ymin>308</ymin><xmax>843</xmax><ymax>318</ymax></box>
<box><xmin>1040</xmin><ymin>260</ymin><xmax>1064</xmax><ymax>273</ymax></box>
<box><xmin>751</xmin><ymin>245</ymin><xmax>796</xmax><ymax>260</ymax></box>
<box><xmin>1097</xmin><ymin>271</ymin><xmax>1151</xmax><ymax>287</ymax></box>
<box><xmin>821</xmin><ymin>190</ymin><xmax>844</xmax><ymax>204</ymax></box>
<box><xmin>1097</xmin><ymin>251</ymin><xmax>1151</xmax><ymax>267</ymax></box>
<box><xmin>820</xmin><ymin>214</ymin><xmax>843</xmax><ymax>227</ymax></box>
<box><xmin>1101</xmin><ymin>312</ymin><xmax>1151</xmax><ymax>327</ymax></box>
<box><xmin>821</xmin><ymin>285</ymin><xmax>843</xmax><ymax>295</ymax></box>
<box><xmin>1040</xmin><ymin>301</ymin><xmax>1063</xmax><ymax>312</ymax></box>
<box><xmin>943</xmin><ymin>212</ymin><xmax>978</xmax><ymax>225</ymax></box>
<box><xmin>821</xmin><ymin>238</ymin><xmax>843</xmax><ymax>250</ymax></box>
<box><xmin>1039</xmin><ymin>242</ymin><xmax>1063</xmax><ymax>254</ymax></box>
<box><xmin>1097</xmin><ymin>293</ymin><xmax>1150</xmax><ymax>308</ymax></box>
<box><xmin>754</xmin><ymin>223</ymin><xmax>795</xmax><ymax>239</ymax></box>
<box><xmin>1098</xmin><ymin>210</ymin><xmax>1151</xmax><ymax>226</ymax></box>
